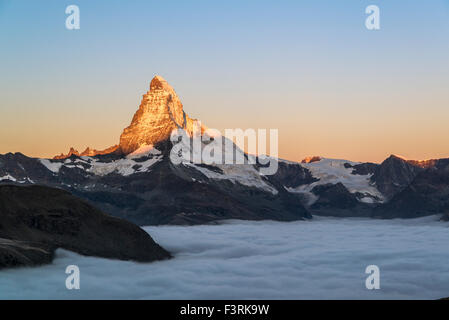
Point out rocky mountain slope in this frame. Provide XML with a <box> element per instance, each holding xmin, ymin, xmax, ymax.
<box><xmin>372</xmin><ymin>158</ymin><xmax>449</xmax><ymax>219</ymax></box>
<box><xmin>0</xmin><ymin>76</ymin><xmax>311</xmax><ymax>225</ymax></box>
<box><xmin>1</xmin><ymin>76</ymin><xmax>448</xmax><ymax>223</ymax></box>
<box><xmin>279</xmin><ymin>155</ymin><xmax>449</xmax><ymax>219</ymax></box>
<box><xmin>0</xmin><ymin>185</ymin><xmax>170</xmax><ymax>269</ymax></box>
<box><xmin>0</xmin><ymin>143</ymin><xmax>311</xmax><ymax>225</ymax></box>
<box><xmin>119</xmin><ymin>75</ymin><xmax>206</xmax><ymax>155</ymax></box>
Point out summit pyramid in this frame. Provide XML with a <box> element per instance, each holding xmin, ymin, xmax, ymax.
<box><xmin>118</xmin><ymin>75</ymin><xmax>206</xmax><ymax>154</ymax></box>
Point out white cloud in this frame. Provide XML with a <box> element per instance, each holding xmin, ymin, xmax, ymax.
<box><xmin>0</xmin><ymin>216</ymin><xmax>448</xmax><ymax>299</ymax></box>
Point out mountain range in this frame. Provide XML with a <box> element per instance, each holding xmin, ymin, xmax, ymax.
<box><xmin>1</xmin><ymin>76</ymin><xmax>449</xmax><ymax>226</ymax></box>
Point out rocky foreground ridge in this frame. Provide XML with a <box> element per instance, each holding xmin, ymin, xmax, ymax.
<box><xmin>0</xmin><ymin>185</ymin><xmax>170</xmax><ymax>269</ymax></box>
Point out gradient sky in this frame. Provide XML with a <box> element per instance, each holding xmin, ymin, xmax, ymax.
<box><xmin>1</xmin><ymin>0</ymin><xmax>448</xmax><ymax>162</ymax></box>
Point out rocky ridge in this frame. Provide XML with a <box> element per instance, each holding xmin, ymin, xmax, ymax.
<box><xmin>0</xmin><ymin>185</ymin><xmax>171</xmax><ymax>269</ymax></box>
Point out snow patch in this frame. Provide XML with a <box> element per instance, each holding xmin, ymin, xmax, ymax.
<box><xmin>127</xmin><ymin>145</ymin><xmax>161</xmax><ymax>159</ymax></box>
<box><xmin>39</xmin><ymin>159</ymin><xmax>64</xmax><ymax>173</ymax></box>
<box><xmin>0</xmin><ymin>174</ymin><xmax>17</xmax><ymax>182</ymax></box>
<box><xmin>39</xmin><ymin>148</ymin><xmax>163</xmax><ymax>177</ymax></box>
<box><xmin>187</xmin><ymin>163</ymin><xmax>278</xmax><ymax>195</ymax></box>
<box><xmin>88</xmin><ymin>156</ymin><xmax>162</xmax><ymax>176</ymax></box>
<box><xmin>176</xmin><ymin>134</ymin><xmax>278</xmax><ymax>194</ymax></box>
<box><xmin>287</xmin><ymin>158</ymin><xmax>383</xmax><ymax>204</ymax></box>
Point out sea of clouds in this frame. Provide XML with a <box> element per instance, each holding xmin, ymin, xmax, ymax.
<box><xmin>1</xmin><ymin>216</ymin><xmax>448</xmax><ymax>299</ymax></box>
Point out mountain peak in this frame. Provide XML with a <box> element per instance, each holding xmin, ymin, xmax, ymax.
<box><xmin>53</xmin><ymin>145</ymin><xmax>119</xmax><ymax>159</ymax></box>
<box><xmin>150</xmin><ymin>75</ymin><xmax>172</xmax><ymax>91</ymax></box>
<box><xmin>118</xmin><ymin>76</ymin><xmax>206</xmax><ymax>154</ymax></box>
<box><xmin>53</xmin><ymin>76</ymin><xmax>205</xmax><ymax>158</ymax></box>
<box><xmin>388</xmin><ymin>154</ymin><xmax>407</xmax><ymax>161</ymax></box>
<box><xmin>387</xmin><ymin>154</ymin><xmax>438</xmax><ymax>169</ymax></box>
<box><xmin>301</xmin><ymin>156</ymin><xmax>322</xmax><ymax>164</ymax></box>
<box><xmin>54</xmin><ymin>147</ymin><xmax>79</xmax><ymax>159</ymax></box>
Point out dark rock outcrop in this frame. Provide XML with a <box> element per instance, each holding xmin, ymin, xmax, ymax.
<box><xmin>309</xmin><ymin>183</ymin><xmax>373</xmax><ymax>217</ymax></box>
<box><xmin>311</xmin><ymin>183</ymin><xmax>359</xmax><ymax>209</ymax></box>
<box><xmin>344</xmin><ymin>162</ymin><xmax>378</xmax><ymax>176</ymax></box>
<box><xmin>371</xmin><ymin>155</ymin><xmax>423</xmax><ymax>200</ymax></box>
<box><xmin>0</xmin><ymin>185</ymin><xmax>170</xmax><ymax>269</ymax></box>
<box><xmin>373</xmin><ymin>164</ymin><xmax>449</xmax><ymax>219</ymax></box>
<box><xmin>267</xmin><ymin>161</ymin><xmax>318</xmax><ymax>189</ymax></box>
<box><xmin>0</xmin><ymin>238</ymin><xmax>54</xmax><ymax>269</ymax></box>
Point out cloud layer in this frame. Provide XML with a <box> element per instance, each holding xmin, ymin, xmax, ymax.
<box><xmin>1</xmin><ymin>216</ymin><xmax>448</xmax><ymax>299</ymax></box>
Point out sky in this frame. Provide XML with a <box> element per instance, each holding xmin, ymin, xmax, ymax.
<box><xmin>1</xmin><ymin>0</ymin><xmax>448</xmax><ymax>162</ymax></box>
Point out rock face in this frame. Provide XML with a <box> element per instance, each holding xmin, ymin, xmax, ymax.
<box><xmin>311</xmin><ymin>183</ymin><xmax>359</xmax><ymax>209</ymax></box>
<box><xmin>0</xmin><ymin>238</ymin><xmax>54</xmax><ymax>269</ymax></box>
<box><xmin>119</xmin><ymin>76</ymin><xmax>205</xmax><ymax>155</ymax></box>
<box><xmin>301</xmin><ymin>156</ymin><xmax>321</xmax><ymax>164</ymax></box>
<box><xmin>373</xmin><ymin>159</ymin><xmax>449</xmax><ymax>219</ymax></box>
<box><xmin>0</xmin><ymin>185</ymin><xmax>170</xmax><ymax>269</ymax></box>
<box><xmin>371</xmin><ymin>155</ymin><xmax>424</xmax><ymax>200</ymax></box>
<box><xmin>344</xmin><ymin>162</ymin><xmax>378</xmax><ymax>176</ymax></box>
<box><xmin>54</xmin><ymin>75</ymin><xmax>206</xmax><ymax>158</ymax></box>
<box><xmin>268</xmin><ymin>161</ymin><xmax>318</xmax><ymax>188</ymax></box>
<box><xmin>308</xmin><ymin>183</ymin><xmax>373</xmax><ymax>217</ymax></box>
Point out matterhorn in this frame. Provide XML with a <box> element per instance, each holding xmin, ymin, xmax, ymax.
<box><xmin>119</xmin><ymin>75</ymin><xmax>206</xmax><ymax>155</ymax></box>
<box><xmin>55</xmin><ymin>75</ymin><xmax>206</xmax><ymax>158</ymax></box>
<box><xmin>1</xmin><ymin>76</ymin><xmax>448</xmax><ymax>225</ymax></box>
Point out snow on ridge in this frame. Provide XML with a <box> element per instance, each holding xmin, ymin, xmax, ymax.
<box><xmin>0</xmin><ymin>174</ymin><xmax>35</xmax><ymax>184</ymax></box>
<box><xmin>287</xmin><ymin>158</ymin><xmax>384</xmax><ymax>204</ymax></box>
<box><xmin>176</xmin><ymin>135</ymin><xmax>278</xmax><ymax>195</ymax></box>
<box><xmin>37</xmin><ymin>148</ymin><xmax>379</xmax><ymax>198</ymax></box>
<box><xmin>0</xmin><ymin>174</ymin><xmax>17</xmax><ymax>182</ymax></box>
<box><xmin>39</xmin><ymin>159</ymin><xmax>64</xmax><ymax>173</ymax></box>
<box><xmin>88</xmin><ymin>156</ymin><xmax>162</xmax><ymax>176</ymax></box>
<box><xmin>39</xmin><ymin>149</ymin><xmax>163</xmax><ymax>177</ymax></box>
<box><xmin>186</xmin><ymin>162</ymin><xmax>278</xmax><ymax>195</ymax></box>
<box><xmin>127</xmin><ymin>144</ymin><xmax>161</xmax><ymax>159</ymax></box>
